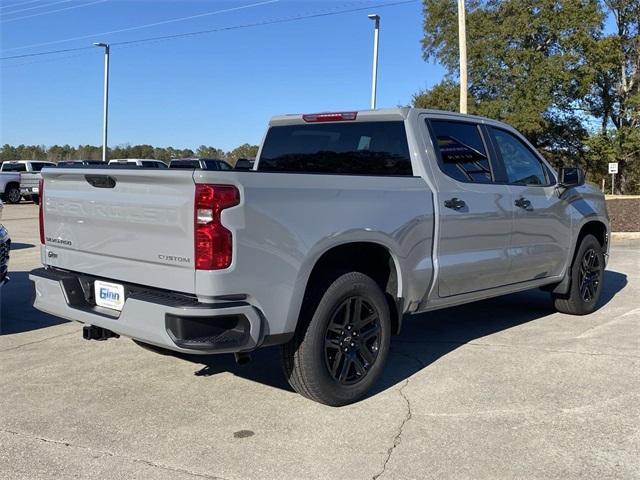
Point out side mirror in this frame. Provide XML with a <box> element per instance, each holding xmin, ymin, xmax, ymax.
<box><xmin>559</xmin><ymin>167</ymin><xmax>585</xmax><ymax>187</ymax></box>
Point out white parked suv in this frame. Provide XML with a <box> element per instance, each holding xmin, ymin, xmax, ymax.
<box><xmin>108</xmin><ymin>159</ymin><xmax>168</xmax><ymax>168</ymax></box>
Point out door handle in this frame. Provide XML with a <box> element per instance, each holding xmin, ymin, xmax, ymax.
<box><xmin>515</xmin><ymin>197</ymin><xmax>532</xmax><ymax>210</ymax></box>
<box><xmin>444</xmin><ymin>197</ymin><xmax>466</xmax><ymax>210</ymax></box>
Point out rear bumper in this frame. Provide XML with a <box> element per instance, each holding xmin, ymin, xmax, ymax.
<box><xmin>20</xmin><ymin>187</ymin><xmax>38</xmax><ymax>195</ymax></box>
<box><xmin>29</xmin><ymin>267</ymin><xmax>266</xmax><ymax>354</ymax></box>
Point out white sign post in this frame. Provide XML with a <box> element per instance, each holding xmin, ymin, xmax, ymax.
<box><xmin>608</xmin><ymin>162</ymin><xmax>618</xmax><ymax>194</ymax></box>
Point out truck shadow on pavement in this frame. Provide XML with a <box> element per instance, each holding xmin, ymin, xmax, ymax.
<box><xmin>0</xmin><ymin>271</ymin><xmax>67</xmax><ymax>335</ymax></box>
<box><xmin>181</xmin><ymin>270</ymin><xmax>628</xmax><ymax>398</ymax></box>
<box><xmin>7</xmin><ymin>242</ymin><xmax>35</xmax><ymax>251</ymax></box>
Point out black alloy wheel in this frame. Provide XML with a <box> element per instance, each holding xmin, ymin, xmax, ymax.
<box><xmin>579</xmin><ymin>248</ymin><xmax>601</xmax><ymax>302</ymax></box>
<box><xmin>324</xmin><ymin>296</ymin><xmax>381</xmax><ymax>385</ymax></box>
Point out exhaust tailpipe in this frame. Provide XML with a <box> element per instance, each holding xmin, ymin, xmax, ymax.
<box><xmin>234</xmin><ymin>352</ymin><xmax>252</xmax><ymax>365</ymax></box>
<box><xmin>83</xmin><ymin>325</ymin><xmax>119</xmax><ymax>341</ymax></box>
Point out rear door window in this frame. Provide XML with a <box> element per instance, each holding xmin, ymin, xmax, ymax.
<box><xmin>429</xmin><ymin>120</ymin><xmax>493</xmax><ymax>183</ymax></box>
<box><xmin>258</xmin><ymin>121</ymin><xmax>413</xmax><ymax>175</ymax></box>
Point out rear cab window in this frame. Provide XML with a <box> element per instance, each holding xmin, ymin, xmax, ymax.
<box><xmin>258</xmin><ymin>121</ymin><xmax>413</xmax><ymax>176</ymax></box>
<box><xmin>2</xmin><ymin>163</ymin><xmax>27</xmax><ymax>172</ymax></box>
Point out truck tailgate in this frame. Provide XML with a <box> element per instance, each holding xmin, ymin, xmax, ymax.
<box><xmin>41</xmin><ymin>168</ymin><xmax>197</xmax><ymax>293</ymax></box>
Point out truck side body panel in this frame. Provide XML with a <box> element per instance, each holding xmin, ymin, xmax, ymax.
<box><xmin>193</xmin><ymin>171</ymin><xmax>434</xmax><ymax>335</ymax></box>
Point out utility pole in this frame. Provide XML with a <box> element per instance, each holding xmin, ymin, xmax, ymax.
<box><xmin>368</xmin><ymin>13</ymin><xmax>380</xmax><ymax>110</ymax></box>
<box><xmin>457</xmin><ymin>0</ymin><xmax>467</xmax><ymax>114</ymax></box>
<box><xmin>94</xmin><ymin>43</ymin><xmax>110</xmax><ymax>163</ymax></box>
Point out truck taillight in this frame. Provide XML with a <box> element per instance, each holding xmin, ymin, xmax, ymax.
<box><xmin>39</xmin><ymin>178</ymin><xmax>44</xmax><ymax>244</ymax></box>
<box><xmin>194</xmin><ymin>184</ymin><xmax>240</xmax><ymax>270</ymax></box>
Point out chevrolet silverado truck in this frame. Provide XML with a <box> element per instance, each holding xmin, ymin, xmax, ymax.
<box><xmin>30</xmin><ymin>108</ymin><xmax>609</xmax><ymax>406</ymax></box>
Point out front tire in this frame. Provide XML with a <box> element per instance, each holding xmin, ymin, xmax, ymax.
<box><xmin>281</xmin><ymin>272</ymin><xmax>391</xmax><ymax>406</ymax></box>
<box><xmin>553</xmin><ymin>234</ymin><xmax>604</xmax><ymax>315</ymax></box>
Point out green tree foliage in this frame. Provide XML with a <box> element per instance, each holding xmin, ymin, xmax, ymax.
<box><xmin>415</xmin><ymin>0</ymin><xmax>640</xmax><ymax>192</ymax></box>
<box><xmin>196</xmin><ymin>145</ymin><xmax>226</xmax><ymax>159</ymax></box>
<box><xmin>0</xmin><ymin>143</ymin><xmax>257</xmax><ymax>167</ymax></box>
<box><xmin>582</xmin><ymin>0</ymin><xmax>639</xmax><ymax>192</ymax></box>
<box><xmin>412</xmin><ymin>80</ymin><xmax>459</xmax><ymax>111</ymax></box>
<box><xmin>227</xmin><ymin>143</ymin><xmax>259</xmax><ymax>165</ymax></box>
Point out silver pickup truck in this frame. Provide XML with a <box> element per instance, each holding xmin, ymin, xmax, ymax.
<box><xmin>30</xmin><ymin>108</ymin><xmax>609</xmax><ymax>405</ymax></box>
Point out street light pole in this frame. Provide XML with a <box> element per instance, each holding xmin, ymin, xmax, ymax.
<box><xmin>368</xmin><ymin>14</ymin><xmax>380</xmax><ymax>110</ymax></box>
<box><xmin>94</xmin><ymin>42</ymin><xmax>110</xmax><ymax>163</ymax></box>
<box><xmin>457</xmin><ymin>0</ymin><xmax>467</xmax><ymax>114</ymax></box>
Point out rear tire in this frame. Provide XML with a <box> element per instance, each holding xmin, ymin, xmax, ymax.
<box><xmin>3</xmin><ymin>186</ymin><xmax>21</xmax><ymax>204</ymax></box>
<box><xmin>552</xmin><ymin>234</ymin><xmax>604</xmax><ymax>315</ymax></box>
<box><xmin>281</xmin><ymin>272</ymin><xmax>391</xmax><ymax>406</ymax></box>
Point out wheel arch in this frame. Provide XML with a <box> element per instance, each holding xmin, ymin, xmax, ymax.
<box><xmin>551</xmin><ymin>218</ymin><xmax>609</xmax><ymax>295</ymax></box>
<box><xmin>292</xmin><ymin>241</ymin><xmax>405</xmax><ymax>335</ymax></box>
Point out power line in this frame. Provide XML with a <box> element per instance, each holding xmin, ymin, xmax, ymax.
<box><xmin>1</xmin><ymin>0</ymin><xmax>108</xmax><ymax>24</ymax></box>
<box><xmin>1</xmin><ymin>45</ymin><xmax>94</xmax><ymax>60</ymax></box>
<box><xmin>0</xmin><ymin>0</ymin><xmax>72</xmax><ymax>16</ymax></box>
<box><xmin>0</xmin><ymin>0</ymin><xmax>50</xmax><ymax>11</ymax></box>
<box><xmin>3</xmin><ymin>0</ymin><xmax>280</xmax><ymax>51</ymax></box>
<box><xmin>0</xmin><ymin>49</ymin><xmax>95</xmax><ymax>69</ymax></box>
<box><xmin>1</xmin><ymin>0</ymin><xmax>416</xmax><ymax>61</ymax></box>
<box><xmin>110</xmin><ymin>0</ymin><xmax>372</xmax><ymax>48</ymax></box>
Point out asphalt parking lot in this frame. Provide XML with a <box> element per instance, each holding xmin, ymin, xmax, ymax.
<box><xmin>1</xmin><ymin>203</ymin><xmax>638</xmax><ymax>480</ymax></box>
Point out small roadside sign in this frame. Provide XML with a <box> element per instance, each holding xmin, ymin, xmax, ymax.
<box><xmin>608</xmin><ymin>162</ymin><xmax>618</xmax><ymax>174</ymax></box>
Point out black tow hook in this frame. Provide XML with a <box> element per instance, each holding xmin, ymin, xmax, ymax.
<box><xmin>234</xmin><ymin>352</ymin><xmax>252</xmax><ymax>365</ymax></box>
<box><xmin>83</xmin><ymin>325</ymin><xmax>119</xmax><ymax>341</ymax></box>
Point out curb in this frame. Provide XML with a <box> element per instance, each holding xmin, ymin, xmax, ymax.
<box><xmin>611</xmin><ymin>232</ymin><xmax>640</xmax><ymax>240</ymax></box>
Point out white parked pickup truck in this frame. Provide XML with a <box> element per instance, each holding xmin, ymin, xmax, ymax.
<box><xmin>0</xmin><ymin>160</ymin><xmax>56</xmax><ymax>204</ymax></box>
<box><xmin>30</xmin><ymin>109</ymin><xmax>609</xmax><ymax>405</ymax></box>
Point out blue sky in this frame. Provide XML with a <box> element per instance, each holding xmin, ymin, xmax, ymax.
<box><xmin>0</xmin><ymin>0</ymin><xmax>442</xmax><ymax>150</ymax></box>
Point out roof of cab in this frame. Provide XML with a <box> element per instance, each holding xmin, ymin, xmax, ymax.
<box><xmin>268</xmin><ymin>107</ymin><xmax>512</xmax><ymax>130</ymax></box>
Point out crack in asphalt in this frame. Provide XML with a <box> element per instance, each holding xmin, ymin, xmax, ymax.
<box><xmin>372</xmin><ymin>378</ymin><xmax>412</xmax><ymax>480</ymax></box>
<box><xmin>372</xmin><ymin>352</ymin><xmax>425</xmax><ymax>480</ymax></box>
<box><xmin>0</xmin><ymin>330</ymin><xmax>78</xmax><ymax>352</ymax></box>
<box><xmin>1</xmin><ymin>428</ymin><xmax>230</xmax><ymax>480</ymax></box>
